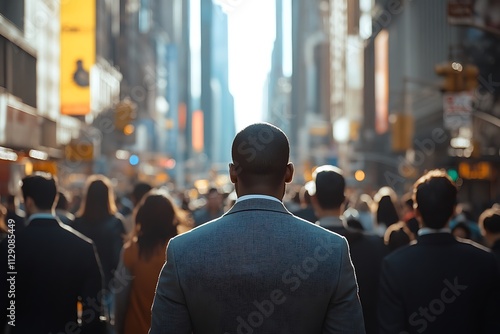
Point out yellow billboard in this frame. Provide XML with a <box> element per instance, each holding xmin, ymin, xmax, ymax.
<box><xmin>60</xmin><ymin>0</ymin><xmax>95</xmax><ymax>115</ymax></box>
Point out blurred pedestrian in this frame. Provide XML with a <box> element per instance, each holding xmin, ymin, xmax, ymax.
<box><xmin>452</xmin><ymin>221</ymin><xmax>472</xmax><ymax>240</ymax></box>
<box><xmin>378</xmin><ymin>170</ymin><xmax>500</xmax><ymax>333</ymax></box>
<box><xmin>55</xmin><ymin>190</ymin><xmax>75</xmax><ymax>225</ymax></box>
<box><xmin>373</xmin><ymin>187</ymin><xmax>400</xmax><ymax>232</ymax></box>
<box><xmin>150</xmin><ymin>123</ymin><xmax>364</xmax><ymax>333</ymax></box>
<box><xmin>192</xmin><ymin>187</ymin><xmax>224</xmax><ymax>226</ymax></box>
<box><xmin>308</xmin><ymin>165</ymin><xmax>387</xmax><ymax>334</ymax></box>
<box><xmin>355</xmin><ymin>194</ymin><xmax>376</xmax><ymax>233</ymax></box>
<box><xmin>450</xmin><ymin>203</ymin><xmax>482</xmax><ymax>242</ymax></box>
<box><xmin>383</xmin><ymin>221</ymin><xmax>415</xmax><ymax>252</ymax></box>
<box><xmin>0</xmin><ymin>173</ymin><xmax>106</xmax><ymax>333</ymax></box>
<box><xmin>478</xmin><ymin>206</ymin><xmax>500</xmax><ymax>269</ymax></box>
<box><xmin>73</xmin><ymin>175</ymin><xmax>126</xmax><ymax>321</ymax></box>
<box><xmin>291</xmin><ymin>183</ymin><xmax>317</xmax><ymax>223</ymax></box>
<box><xmin>121</xmin><ymin>182</ymin><xmax>153</xmax><ymax>234</ymax></box>
<box><xmin>114</xmin><ymin>190</ymin><xmax>179</xmax><ymax>334</ymax></box>
<box><xmin>401</xmin><ymin>193</ymin><xmax>420</xmax><ymax>236</ymax></box>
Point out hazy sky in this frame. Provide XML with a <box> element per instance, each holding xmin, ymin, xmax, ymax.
<box><xmin>226</xmin><ymin>0</ymin><xmax>276</xmax><ymax>131</ymax></box>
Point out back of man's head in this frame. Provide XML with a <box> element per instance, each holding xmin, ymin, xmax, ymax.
<box><xmin>479</xmin><ymin>207</ymin><xmax>500</xmax><ymax>235</ymax></box>
<box><xmin>307</xmin><ymin>165</ymin><xmax>345</xmax><ymax>210</ymax></box>
<box><xmin>231</xmin><ymin>123</ymin><xmax>290</xmax><ymax>187</ymax></box>
<box><xmin>413</xmin><ymin>170</ymin><xmax>457</xmax><ymax>229</ymax></box>
<box><xmin>132</xmin><ymin>182</ymin><xmax>153</xmax><ymax>205</ymax></box>
<box><xmin>21</xmin><ymin>173</ymin><xmax>58</xmax><ymax>211</ymax></box>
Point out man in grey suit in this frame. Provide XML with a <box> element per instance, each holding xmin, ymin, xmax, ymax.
<box><xmin>150</xmin><ymin>123</ymin><xmax>365</xmax><ymax>333</ymax></box>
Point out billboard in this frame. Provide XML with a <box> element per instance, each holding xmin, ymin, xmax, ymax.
<box><xmin>60</xmin><ymin>0</ymin><xmax>96</xmax><ymax>115</ymax></box>
<box><xmin>448</xmin><ymin>0</ymin><xmax>500</xmax><ymax>36</ymax></box>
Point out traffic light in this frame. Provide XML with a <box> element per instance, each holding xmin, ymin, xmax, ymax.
<box><xmin>447</xmin><ymin>168</ymin><xmax>459</xmax><ymax>182</ymax></box>
<box><xmin>390</xmin><ymin>113</ymin><xmax>414</xmax><ymax>152</ymax></box>
<box><xmin>435</xmin><ymin>62</ymin><xmax>478</xmax><ymax>92</ymax></box>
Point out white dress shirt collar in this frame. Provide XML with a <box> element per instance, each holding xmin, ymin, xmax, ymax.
<box><xmin>417</xmin><ymin>227</ymin><xmax>451</xmax><ymax>237</ymax></box>
<box><xmin>236</xmin><ymin>194</ymin><xmax>282</xmax><ymax>204</ymax></box>
<box><xmin>26</xmin><ymin>213</ymin><xmax>56</xmax><ymax>225</ymax></box>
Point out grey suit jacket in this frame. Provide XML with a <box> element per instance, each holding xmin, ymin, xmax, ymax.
<box><xmin>150</xmin><ymin>198</ymin><xmax>365</xmax><ymax>334</ymax></box>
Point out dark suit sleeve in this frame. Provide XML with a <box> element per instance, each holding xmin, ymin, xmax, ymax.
<box><xmin>323</xmin><ymin>238</ymin><xmax>366</xmax><ymax>333</ymax></box>
<box><xmin>150</xmin><ymin>239</ymin><xmax>192</xmax><ymax>334</ymax></box>
<box><xmin>378</xmin><ymin>258</ymin><xmax>407</xmax><ymax>334</ymax></box>
<box><xmin>80</xmin><ymin>242</ymin><xmax>107</xmax><ymax>334</ymax></box>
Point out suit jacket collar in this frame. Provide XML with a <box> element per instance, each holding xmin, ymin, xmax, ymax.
<box><xmin>223</xmin><ymin>198</ymin><xmax>291</xmax><ymax>217</ymax></box>
<box><xmin>28</xmin><ymin>216</ymin><xmax>63</xmax><ymax>228</ymax></box>
<box><xmin>417</xmin><ymin>232</ymin><xmax>456</xmax><ymax>245</ymax></box>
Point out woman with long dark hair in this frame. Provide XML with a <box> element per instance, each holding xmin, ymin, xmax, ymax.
<box><xmin>72</xmin><ymin>175</ymin><xmax>125</xmax><ymax>320</ymax></box>
<box><xmin>373</xmin><ymin>186</ymin><xmax>400</xmax><ymax>232</ymax></box>
<box><xmin>114</xmin><ymin>190</ymin><xmax>180</xmax><ymax>334</ymax></box>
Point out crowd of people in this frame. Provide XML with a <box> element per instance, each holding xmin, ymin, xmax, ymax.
<box><xmin>0</xmin><ymin>122</ymin><xmax>500</xmax><ymax>333</ymax></box>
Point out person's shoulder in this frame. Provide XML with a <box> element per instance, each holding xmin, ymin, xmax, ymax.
<box><xmin>454</xmin><ymin>237</ymin><xmax>497</xmax><ymax>260</ymax></box>
<box><xmin>382</xmin><ymin>242</ymin><xmax>415</xmax><ymax>263</ymax></box>
<box><xmin>114</xmin><ymin>212</ymin><xmax>125</xmax><ymax>222</ymax></box>
<box><xmin>59</xmin><ymin>223</ymin><xmax>93</xmax><ymax>244</ymax></box>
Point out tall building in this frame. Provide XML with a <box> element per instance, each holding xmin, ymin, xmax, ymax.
<box><xmin>111</xmin><ymin>0</ymin><xmax>191</xmax><ymax>188</ymax></box>
<box><xmin>362</xmin><ymin>0</ymin><xmax>500</xmax><ymax>210</ymax></box>
<box><xmin>267</xmin><ymin>0</ymin><xmax>292</xmax><ymax>135</ymax></box>
<box><xmin>199</xmin><ymin>0</ymin><xmax>235</xmax><ymax>169</ymax></box>
<box><xmin>289</xmin><ymin>0</ymin><xmax>337</xmax><ymax>182</ymax></box>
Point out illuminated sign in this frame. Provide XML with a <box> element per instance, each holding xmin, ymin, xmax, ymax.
<box><xmin>60</xmin><ymin>0</ymin><xmax>96</xmax><ymax>115</ymax></box>
<box><xmin>458</xmin><ymin>162</ymin><xmax>494</xmax><ymax>180</ymax></box>
<box><xmin>375</xmin><ymin>29</ymin><xmax>389</xmax><ymax>134</ymax></box>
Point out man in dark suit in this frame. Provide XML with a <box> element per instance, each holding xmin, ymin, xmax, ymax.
<box><xmin>378</xmin><ymin>170</ymin><xmax>500</xmax><ymax>334</ymax></box>
<box><xmin>150</xmin><ymin>123</ymin><xmax>365</xmax><ymax>333</ymax></box>
<box><xmin>307</xmin><ymin>165</ymin><xmax>387</xmax><ymax>334</ymax></box>
<box><xmin>0</xmin><ymin>173</ymin><xmax>107</xmax><ymax>334</ymax></box>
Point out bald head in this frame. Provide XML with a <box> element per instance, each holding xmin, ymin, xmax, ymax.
<box><xmin>230</xmin><ymin>123</ymin><xmax>293</xmax><ymax>195</ymax></box>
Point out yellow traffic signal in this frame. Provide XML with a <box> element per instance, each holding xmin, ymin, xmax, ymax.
<box><xmin>390</xmin><ymin>113</ymin><xmax>414</xmax><ymax>152</ymax></box>
<box><xmin>435</xmin><ymin>62</ymin><xmax>478</xmax><ymax>92</ymax></box>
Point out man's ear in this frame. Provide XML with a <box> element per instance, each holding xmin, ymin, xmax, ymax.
<box><xmin>310</xmin><ymin>193</ymin><xmax>319</xmax><ymax>208</ymax></box>
<box><xmin>285</xmin><ymin>163</ymin><xmax>294</xmax><ymax>184</ymax></box>
<box><xmin>25</xmin><ymin>197</ymin><xmax>35</xmax><ymax>213</ymax></box>
<box><xmin>229</xmin><ymin>163</ymin><xmax>238</xmax><ymax>184</ymax></box>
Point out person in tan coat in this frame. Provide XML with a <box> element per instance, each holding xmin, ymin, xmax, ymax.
<box><xmin>114</xmin><ymin>190</ymin><xmax>180</xmax><ymax>334</ymax></box>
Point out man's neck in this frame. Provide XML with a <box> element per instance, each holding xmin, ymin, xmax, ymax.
<box><xmin>236</xmin><ymin>187</ymin><xmax>284</xmax><ymax>202</ymax></box>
